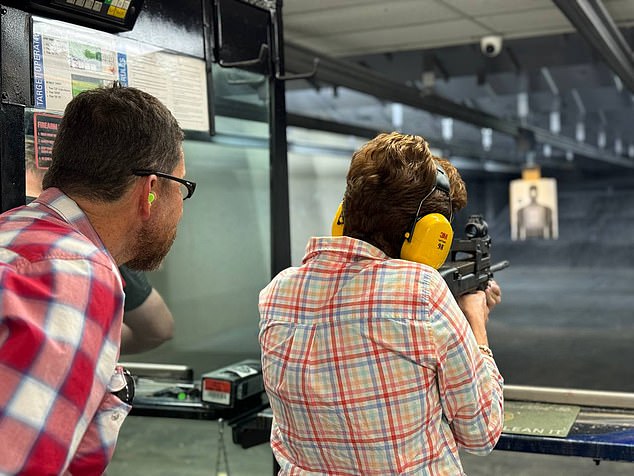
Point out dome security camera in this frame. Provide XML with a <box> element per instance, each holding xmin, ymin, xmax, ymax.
<box><xmin>480</xmin><ymin>35</ymin><xmax>503</xmax><ymax>57</ymax></box>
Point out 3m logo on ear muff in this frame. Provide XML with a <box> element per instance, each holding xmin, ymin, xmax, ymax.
<box><xmin>401</xmin><ymin>164</ymin><xmax>453</xmax><ymax>268</ymax></box>
<box><xmin>400</xmin><ymin>213</ymin><xmax>453</xmax><ymax>269</ymax></box>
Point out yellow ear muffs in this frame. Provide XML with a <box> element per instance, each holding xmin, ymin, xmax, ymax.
<box><xmin>400</xmin><ymin>213</ymin><xmax>453</xmax><ymax>269</ymax></box>
<box><xmin>148</xmin><ymin>191</ymin><xmax>156</xmax><ymax>204</ymax></box>
<box><xmin>331</xmin><ymin>202</ymin><xmax>345</xmax><ymax>236</ymax></box>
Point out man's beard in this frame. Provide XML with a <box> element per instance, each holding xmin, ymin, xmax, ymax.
<box><xmin>126</xmin><ymin>219</ymin><xmax>177</xmax><ymax>272</ymax></box>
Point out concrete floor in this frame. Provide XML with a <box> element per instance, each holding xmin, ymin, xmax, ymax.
<box><xmin>107</xmin><ymin>266</ymin><xmax>634</xmax><ymax>474</ymax></box>
<box><xmin>107</xmin><ymin>416</ymin><xmax>634</xmax><ymax>476</ymax></box>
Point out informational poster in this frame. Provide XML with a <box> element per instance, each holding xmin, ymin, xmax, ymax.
<box><xmin>33</xmin><ymin>111</ymin><xmax>63</xmax><ymax>169</ymax></box>
<box><xmin>32</xmin><ymin>17</ymin><xmax>210</xmax><ymax>132</ymax></box>
<box><xmin>509</xmin><ymin>177</ymin><xmax>559</xmax><ymax>241</ymax></box>
<box><xmin>503</xmin><ymin>401</ymin><xmax>580</xmax><ymax>438</ymax></box>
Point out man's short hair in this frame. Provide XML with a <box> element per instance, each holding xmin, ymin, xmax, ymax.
<box><xmin>342</xmin><ymin>132</ymin><xmax>466</xmax><ymax>258</ymax></box>
<box><xmin>42</xmin><ymin>84</ymin><xmax>184</xmax><ymax>201</ymax></box>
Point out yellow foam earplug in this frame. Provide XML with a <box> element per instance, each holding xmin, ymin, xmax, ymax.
<box><xmin>148</xmin><ymin>192</ymin><xmax>156</xmax><ymax>204</ymax></box>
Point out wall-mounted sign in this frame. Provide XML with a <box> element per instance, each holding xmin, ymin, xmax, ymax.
<box><xmin>33</xmin><ymin>111</ymin><xmax>63</xmax><ymax>169</ymax></box>
<box><xmin>32</xmin><ymin>17</ymin><xmax>210</xmax><ymax>133</ymax></box>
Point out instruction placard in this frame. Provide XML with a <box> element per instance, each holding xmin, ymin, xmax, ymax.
<box><xmin>33</xmin><ymin>111</ymin><xmax>62</xmax><ymax>169</ymax></box>
<box><xmin>32</xmin><ymin>17</ymin><xmax>210</xmax><ymax>133</ymax></box>
<box><xmin>503</xmin><ymin>401</ymin><xmax>580</xmax><ymax>438</ymax></box>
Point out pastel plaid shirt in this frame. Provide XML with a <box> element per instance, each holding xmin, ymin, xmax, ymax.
<box><xmin>0</xmin><ymin>188</ymin><xmax>129</xmax><ymax>475</ymax></box>
<box><xmin>259</xmin><ymin>236</ymin><xmax>504</xmax><ymax>475</ymax></box>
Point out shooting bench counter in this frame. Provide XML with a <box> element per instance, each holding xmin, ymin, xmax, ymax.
<box><xmin>496</xmin><ymin>408</ymin><xmax>634</xmax><ymax>462</ymax></box>
<box><xmin>122</xmin><ymin>361</ymin><xmax>269</xmax><ymax>422</ymax></box>
<box><xmin>231</xmin><ymin>385</ymin><xmax>634</xmax><ymax>467</ymax></box>
<box><xmin>495</xmin><ymin>385</ymin><xmax>634</xmax><ymax>462</ymax></box>
<box><xmin>122</xmin><ymin>363</ymin><xmax>634</xmax><ymax>466</ymax></box>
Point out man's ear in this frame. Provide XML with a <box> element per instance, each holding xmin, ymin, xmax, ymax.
<box><xmin>138</xmin><ymin>175</ymin><xmax>158</xmax><ymax>220</ymax></box>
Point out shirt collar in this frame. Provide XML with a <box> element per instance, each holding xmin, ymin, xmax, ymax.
<box><xmin>31</xmin><ymin>187</ymin><xmax>109</xmax><ymax>257</ymax></box>
<box><xmin>302</xmin><ymin>236</ymin><xmax>389</xmax><ymax>264</ymax></box>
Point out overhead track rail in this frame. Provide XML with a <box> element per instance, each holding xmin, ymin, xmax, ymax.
<box><xmin>286</xmin><ymin>42</ymin><xmax>519</xmax><ymax>136</ymax></box>
<box><xmin>285</xmin><ymin>42</ymin><xmax>633</xmax><ymax>169</ymax></box>
<box><xmin>286</xmin><ymin>113</ymin><xmax>569</xmax><ymax>173</ymax></box>
<box><xmin>553</xmin><ymin>0</ymin><xmax>634</xmax><ymax>95</ymax></box>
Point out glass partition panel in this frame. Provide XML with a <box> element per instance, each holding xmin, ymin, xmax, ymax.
<box><xmin>120</xmin><ymin>59</ymin><xmax>271</xmax><ymax>374</ymax></box>
<box><xmin>213</xmin><ymin>65</ymin><xmax>269</xmax><ymax>133</ymax></box>
<box><xmin>287</xmin><ymin>128</ymin><xmax>362</xmax><ymax>265</ymax></box>
<box><xmin>123</xmin><ymin>135</ymin><xmax>270</xmax><ymax>374</ymax></box>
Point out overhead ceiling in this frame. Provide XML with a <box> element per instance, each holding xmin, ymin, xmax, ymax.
<box><xmin>283</xmin><ymin>0</ymin><xmax>633</xmax><ymax>55</ymax></box>
<box><xmin>281</xmin><ymin>0</ymin><xmax>634</xmax><ymax>176</ymax></box>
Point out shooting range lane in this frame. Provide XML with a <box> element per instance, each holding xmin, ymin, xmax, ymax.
<box><xmin>109</xmin><ymin>263</ymin><xmax>634</xmax><ymax>474</ymax></box>
<box><xmin>487</xmin><ymin>265</ymin><xmax>634</xmax><ymax>393</ymax></box>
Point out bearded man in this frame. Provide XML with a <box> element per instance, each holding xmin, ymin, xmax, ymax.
<box><xmin>0</xmin><ymin>84</ymin><xmax>195</xmax><ymax>474</ymax></box>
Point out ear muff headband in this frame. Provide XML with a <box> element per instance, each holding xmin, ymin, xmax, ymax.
<box><xmin>400</xmin><ymin>164</ymin><xmax>453</xmax><ymax>268</ymax></box>
<box><xmin>435</xmin><ymin>164</ymin><xmax>450</xmax><ymax>194</ymax></box>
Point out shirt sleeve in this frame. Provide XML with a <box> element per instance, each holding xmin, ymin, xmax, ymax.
<box><xmin>0</xmin><ymin>257</ymin><xmax>125</xmax><ymax>475</ymax></box>
<box><xmin>427</xmin><ymin>271</ymin><xmax>504</xmax><ymax>455</ymax></box>
<box><xmin>119</xmin><ymin>264</ymin><xmax>152</xmax><ymax>312</ymax></box>
<box><xmin>67</xmin><ymin>392</ymin><xmax>130</xmax><ymax>475</ymax></box>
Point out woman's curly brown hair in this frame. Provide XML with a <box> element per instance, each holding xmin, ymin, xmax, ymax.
<box><xmin>342</xmin><ymin>132</ymin><xmax>467</xmax><ymax>258</ymax></box>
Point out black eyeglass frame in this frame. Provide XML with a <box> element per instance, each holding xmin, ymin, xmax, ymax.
<box><xmin>133</xmin><ymin>169</ymin><xmax>196</xmax><ymax>200</ymax></box>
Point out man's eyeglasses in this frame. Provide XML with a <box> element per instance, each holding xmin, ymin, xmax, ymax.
<box><xmin>133</xmin><ymin>169</ymin><xmax>196</xmax><ymax>200</ymax></box>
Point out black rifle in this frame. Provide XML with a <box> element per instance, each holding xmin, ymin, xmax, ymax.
<box><xmin>438</xmin><ymin>215</ymin><xmax>510</xmax><ymax>297</ymax></box>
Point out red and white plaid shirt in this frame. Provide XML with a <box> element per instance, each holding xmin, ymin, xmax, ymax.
<box><xmin>0</xmin><ymin>188</ymin><xmax>129</xmax><ymax>475</ymax></box>
<box><xmin>259</xmin><ymin>236</ymin><xmax>504</xmax><ymax>475</ymax></box>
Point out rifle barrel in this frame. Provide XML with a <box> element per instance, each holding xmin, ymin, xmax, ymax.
<box><xmin>490</xmin><ymin>260</ymin><xmax>510</xmax><ymax>273</ymax></box>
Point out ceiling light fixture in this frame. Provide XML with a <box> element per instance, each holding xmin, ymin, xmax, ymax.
<box><xmin>598</xmin><ymin>130</ymin><xmax>607</xmax><ymax>149</ymax></box>
<box><xmin>481</xmin><ymin>128</ymin><xmax>493</xmax><ymax>151</ymax></box>
<box><xmin>575</xmin><ymin>122</ymin><xmax>585</xmax><ymax>142</ymax></box>
<box><xmin>615</xmin><ymin>138</ymin><xmax>623</xmax><ymax>155</ymax></box>
<box><xmin>543</xmin><ymin>144</ymin><xmax>552</xmax><ymax>158</ymax></box>
<box><xmin>549</xmin><ymin>111</ymin><xmax>561</xmax><ymax>134</ymax></box>
<box><xmin>441</xmin><ymin>118</ymin><xmax>453</xmax><ymax>142</ymax></box>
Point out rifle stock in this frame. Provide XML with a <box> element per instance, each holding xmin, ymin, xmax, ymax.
<box><xmin>438</xmin><ymin>215</ymin><xmax>510</xmax><ymax>297</ymax></box>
